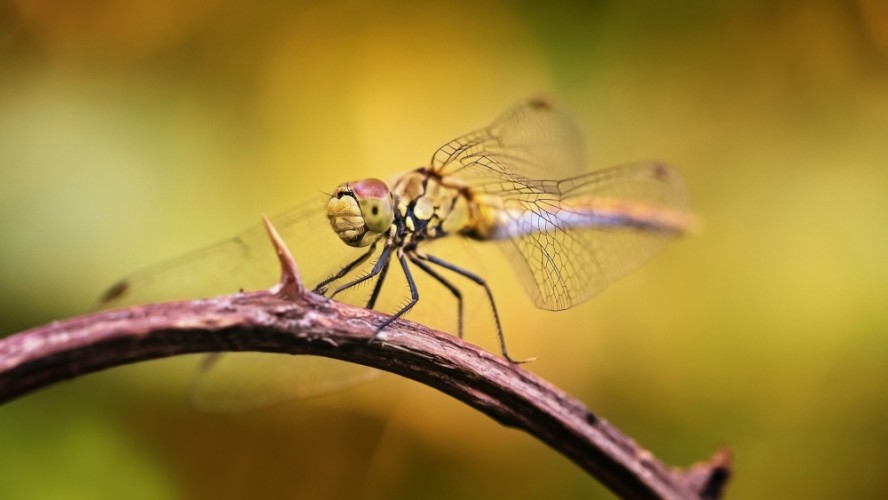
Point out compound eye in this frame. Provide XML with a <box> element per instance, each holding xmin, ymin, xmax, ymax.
<box><xmin>353</xmin><ymin>179</ymin><xmax>394</xmax><ymax>233</ymax></box>
<box><xmin>352</xmin><ymin>178</ymin><xmax>389</xmax><ymax>199</ymax></box>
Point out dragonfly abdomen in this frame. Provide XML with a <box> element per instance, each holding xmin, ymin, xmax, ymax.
<box><xmin>486</xmin><ymin>199</ymin><xmax>692</xmax><ymax>240</ymax></box>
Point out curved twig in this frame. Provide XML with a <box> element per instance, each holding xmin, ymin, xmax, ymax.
<box><xmin>0</xmin><ymin>217</ymin><xmax>730</xmax><ymax>499</ymax></box>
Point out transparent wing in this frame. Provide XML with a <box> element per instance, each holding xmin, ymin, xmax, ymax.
<box><xmin>430</xmin><ymin>99</ymin><xmax>690</xmax><ymax>310</ymax></box>
<box><xmin>99</xmin><ymin>196</ymin><xmax>351</xmax><ymax>308</ymax></box>
<box><xmin>189</xmin><ymin>353</ymin><xmax>380</xmax><ymax>413</ymax></box>
<box><xmin>98</xmin><ymin>196</ymin><xmax>382</xmax><ymax>411</ymax></box>
<box><xmin>493</xmin><ymin>162</ymin><xmax>689</xmax><ymax>310</ymax></box>
<box><xmin>430</xmin><ymin>97</ymin><xmax>586</xmax><ymax>182</ymax></box>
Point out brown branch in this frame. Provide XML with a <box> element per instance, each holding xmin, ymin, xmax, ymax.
<box><xmin>0</xmin><ymin>217</ymin><xmax>731</xmax><ymax>499</ymax></box>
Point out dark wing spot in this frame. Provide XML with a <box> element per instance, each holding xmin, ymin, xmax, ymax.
<box><xmin>100</xmin><ymin>280</ymin><xmax>130</xmax><ymax>304</ymax></box>
<box><xmin>651</xmin><ymin>163</ymin><xmax>670</xmax><ymax>182</ymax></box>
<box><xmin>527</xmin><ymin>96</ymin><xmax>554</xmax><ymax>110</ymax></box>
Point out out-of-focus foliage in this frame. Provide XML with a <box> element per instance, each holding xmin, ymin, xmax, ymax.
<box><xmin>2</xmin><ymin>1</ymin><xmax>887</xmax><ymax>498</ymax></box>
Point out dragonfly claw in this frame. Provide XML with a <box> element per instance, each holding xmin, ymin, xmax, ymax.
<box><xmin>507</xmin><ymin>355</ymin><xmax>538</xmax><ymax>365</ymax></box>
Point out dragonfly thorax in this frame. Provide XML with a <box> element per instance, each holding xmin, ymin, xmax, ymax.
<box><xmin>326</xmin><ymin>178</ymin><xmax>395</xmax><ymax>247</ymax></box>
<box><xmin>389</xmin><ymin>168</ymin><xmax>478</xmax><ymax>248</ymax></box>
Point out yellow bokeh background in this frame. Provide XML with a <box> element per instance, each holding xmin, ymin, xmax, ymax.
<box><xmin>2</xmin><ymin>1</ymin><xmax>887</xmax><ymax>498</ymax></box>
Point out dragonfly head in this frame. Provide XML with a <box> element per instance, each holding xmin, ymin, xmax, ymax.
<box><xmin>326</xmin><ymin>178</ymin><xmax>395</xmax><ymax>247</ymax></box>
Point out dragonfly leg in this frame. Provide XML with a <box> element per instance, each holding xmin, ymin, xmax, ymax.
<box><xmin>313</xmin><ymin>241</ymin><xmax>378</xmax><ymax>295</ymax></box>
<box><xmin>329</xmin><ymin>245</ymin><xmax>393</xmax><ymax>299</ymax></box>
<box><xmin>421</xmin><ymin>254</ymin><xmax>527</xmax><ymax>363</ymax></box>
<box><xmin>371</xmin><ymin>252</ymin><xmax>418</xmax><ymax>339</ymax></box>
<box><xmin>409</xmin><ymin>253</ymin><xmax>464</xmax><ymax>338</ymax></box>
<box><xmin>365</xmin><ymin>260</ymin><xmax>390</xmax><ymax>310</ymax></box>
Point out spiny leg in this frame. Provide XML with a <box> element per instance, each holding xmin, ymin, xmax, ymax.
<box><xmin>313</xmin><ymin>241</ymin><xmax>378</xmax><ymax>294</ymax></box>
<box><xmin>329</xmin><ymin>245</ymin><xmax>393</xmax><ymax>300</ymax></box>
<box><xmin>409</xmin><ymin>253</ymin><xmax>464</xmax><ymax>338</ymax></box>
<box><xmin>422</xmin><ymin>253</ymin><xmax>528</xmax><ymax>363</ymax></box>
<box><xmin>371</xmin><ymin>252</ymin><xmax>418</xmax><ymax>339</ymax></box>
<box><xmin>365</xmin><ymin>259</ymin><xmax>390</xmax><ymax>310</ymax></box>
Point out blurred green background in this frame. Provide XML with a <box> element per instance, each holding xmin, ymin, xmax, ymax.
<box><xmin>2</xmin><ymin>0</ymin><xmax>887</xmax><ymax>498</ymax></box>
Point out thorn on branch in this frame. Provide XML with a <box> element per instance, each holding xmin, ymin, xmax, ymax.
<box><xmin>262</xmin><ymin>214</ymin><xmax>304</xmax><ymax>300</ymax></box>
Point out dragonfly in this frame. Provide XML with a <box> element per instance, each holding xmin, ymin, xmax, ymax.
<box><xmin>101</xmin><ymin>98</ymin><xmax>693</xmax><ymax>399</ymax></box>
